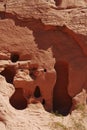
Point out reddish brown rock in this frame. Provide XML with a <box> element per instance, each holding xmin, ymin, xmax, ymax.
<box><xmin>54</xmin><ymin>0</ymin><xmax>87</xmax><ymax>8</ymax></box>
<box><xmin>0</xmin><ymin>0</ymin><xmax>87</xmax><ymax>130</ymax></box>
<box><xmin>71</xmin><ymin>89</ymin><xmax>87</xmax><ymax>111</ymax></box>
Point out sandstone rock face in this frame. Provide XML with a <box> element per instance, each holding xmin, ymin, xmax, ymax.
<box><xmin>54</xmin><ymin>0</ymin><xmax>87</xmax><ymax>8</ymax></box>
<box><xmin>0</xmin><ymin>0</ymin><xmax>87</xmax><ymax>130</ymax></box>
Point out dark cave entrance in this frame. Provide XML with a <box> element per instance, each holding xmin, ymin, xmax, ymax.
<box><xmin>54</xmin><ymin>0</ymin><xmax>62</xmax><ymax>6</ymax></box>
<box><xmin>53</xmin><ymin>61</ymin><xmax>72</xmax><ymax>116</ymax></box>
<box><xmin>11</xmin><ymin>53</ymin><xmax>19</xmax><ymax>63</ymax></box>
<box><xmin>0</xmin><ymin>11</ymin><xmax>5</xmax><ymax>19</ymax></box>
<box><xmin>9</xmin><ymin>88</ymin><xmax>27</xmax><ymax>110</ymax></box>
<box><xmin>34</xmin><ymin>86</ymin><xmax>41</xmax><ymax>98</ymax></box>
<box><xmin>0</xmin><ymin>66</ymin><xmax>16</xmax><ymax>84</ymax></box>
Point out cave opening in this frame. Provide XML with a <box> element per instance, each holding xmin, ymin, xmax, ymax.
<box><xmin>34</xmin><ymin>86</ymin><xmax>41</xmax><ymax>98</ymax></box>
<box><xmin>0</xmin><ymin>66</ymin><xmax>16</xmax><ymax>84</ymax></box>
<box><xmin>53</xmin><ymin>61</ymin><xmax>72</xmax><ymax>116</ymax></box>
<box><xmin>54</xmin><ymin>0</ymin><xmax>62</xmax><ymax>6</ymax></box>
<box><xmin>11</xmin><ymin>53</ymin><xmax>19</xmax><ymax>63</ymax></box>
<box><xmin>44</xmin><ymin>69</ymin><xmax>47</xmax><ymax>72</ymax></box>
<box><xmin>0</xmin><ymin>11</ymin><xmax>5</xmax><ymax>19</ymax></box>
<box><xmin>9</xmin><ymin>88</ymin><xmax>27</xmax><ymax>110</ymax></box>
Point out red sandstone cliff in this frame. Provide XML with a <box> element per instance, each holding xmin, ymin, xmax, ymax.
<box><xmin>0</xmin><ymin>0</ymin><xmax>87</xmax><ymax>130</ymax></box>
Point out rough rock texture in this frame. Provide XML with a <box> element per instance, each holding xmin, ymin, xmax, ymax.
<box><xmin>0</xmin><ymin>0</ymin><xmax>87</xmax><ymax>130</ymax></box>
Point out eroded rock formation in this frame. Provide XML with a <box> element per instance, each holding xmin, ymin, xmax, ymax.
<box><xmin>0</xmin><ymin>0</ymin><xmax>87</xmax><ymax>130</ymax></box>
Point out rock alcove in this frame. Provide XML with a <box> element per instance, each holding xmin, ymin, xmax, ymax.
<box><xmin>54</xmin><ymin>0</ymin><xmax>62</xmax><ymax>6</ymax></box>
<box><xmin>34</xmin><ymin>86</ymin><xmax>41</xmax><ymax>98</ymax></box>
<box><xmin>0</xmin><ymin>66</ymin><xmax>16</xmax><ymax>84</ymax></box>
<box><xmin>11</xmin><ymin>53</ymin><xmax>20</xmax><ymax>63</ymax></box>
<box><xmin>53</xmin><ymin>61</ymin><xmax>72</xmax><ymax>116</ymax></box>
<box><xmin>9</xmin><ymin>88</ymin><xmax>27</xmax><ymax>110</ymax></box>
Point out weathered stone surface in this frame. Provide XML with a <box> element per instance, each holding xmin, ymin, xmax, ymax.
<box><xmin>55</xmin><ymin>0</ymin><xmax>87</xmax><ymax>8</ymax></box>
<box><xmin>71</xmin><ymin>89</ymin><xmax>87</xmax><ymax>111</ymax></box>
<box><xmin>5</xmin><ymin>0</ymin><xmax>87</xmax><ymax>35</ymax></box>
<box><xmin>0</xmin><ymin>0</ymin><xmax>87</xmax><ymax>130</ymax></box>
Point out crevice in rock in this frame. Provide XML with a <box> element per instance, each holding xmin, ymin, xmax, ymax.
<box><xmin>0</xmin><ymin>66</ymin><xmax>16</xmax><ymax>84</ymax></box>
<box><xmin>11</xmin><ymin>53</ymin><xmax>19</xmax><ymax>63</ymax></box>
<box><xmin>9</xmin><ymin>88</ymin><xmax>27</xmax><ymax>110</ymax></box>
<box><xmin>42</xmin><ymin>99</ymin><xmax>45</xmax><ymax>105</ymax></box>
<box><xmin>34</xmin><ymin>86</ymin><xmax>41</xmax><ymax>98</ymax></box>
<box><xmin>53</xmin><ymin>61</ymin><xmax>72</xmax><ymax>116</ymax></box>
